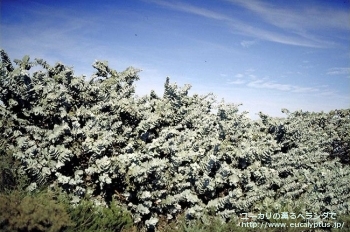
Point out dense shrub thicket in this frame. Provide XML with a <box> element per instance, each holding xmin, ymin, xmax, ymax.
<box><xmin>0</xmin><ymin>49</ymin><xmax>349</xmax><ymax>231</ymax></box>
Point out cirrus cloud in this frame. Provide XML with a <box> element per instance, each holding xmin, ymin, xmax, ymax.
<box><xmin>327</xmin><ymin>67</ymin><xmax>350</xmax><ymax>76</ymax></box>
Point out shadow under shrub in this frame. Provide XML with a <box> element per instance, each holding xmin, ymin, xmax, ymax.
<box><xmin>0</xmin><ymin>148</ymin><xmax>31</xmax><ymax>193</ymax></box>
<box><xmin>63</xmin><ymin>197</ymin><xmax>134</xmax><ymax>232</ymax></box>
<box><xmin>0</xmin><ymin>190</ymin><xmax>74</xmax><ymax>232</ymax></box>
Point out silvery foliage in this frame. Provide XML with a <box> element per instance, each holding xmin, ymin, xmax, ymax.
<box><xmin>1</xmin><ymin>49</ymin><xmax>349</xmax><ymax>227</ymax></box>
<box><xmin>255</xmin><ymin>110</ymin><xmax>350</xmax><ymax>215</ymax></box>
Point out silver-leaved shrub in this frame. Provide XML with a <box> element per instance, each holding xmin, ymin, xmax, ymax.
<box><xmin>1</xmin><ymin>49</ymin><xmax>349</xmax><ymax>229</ymax></box>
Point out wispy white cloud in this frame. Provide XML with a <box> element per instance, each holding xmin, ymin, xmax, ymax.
<box><xmin>240</xmin><ymin>40</ymin><xmax>257</xmax><ymax>48</ymax></box>
<box><xmin>147</xmin><ymin>0</ymin><xmax>231</xmax><ymax>21</ymax></box>
<box><xmin>318</xmin><ymin>90</ymin><xmax>338</xmax><ymax>96</ymax></box>
<box><xmin>233</xmin><ymin>24</ymin><xmax>332</xmax><ymax>48</ymax></box>
<box><xmin>226</xmin><ymin>0</ymin><xmax>350</xmax><ymax>48</ymax></box>
<box><xmin>245</xmin><ymin>68</ymin><xmax>255</xmax><ymax>73</ymax></box>
<box><xmin>327</xmin><ymin>67</ymin><xmax>350</xmax><ymax>76</ymax></box>
<box><xmin>247</xmin><ymin>80</ymin><xmax>292</xmax><ymax>91</ymax></box>
<box><xmin>229</xmin><ymin>79</ymin><xmax>245</xmax><ymax>85</ymax></box>
<box><xmin>229</xmin><ymin>73</ymin><xmax>322</xmax><ymax>94</ymax></box>
<box><xmin>226</xmin><ymin>0</ymin><xmax>350</xmax><ymax>32</ymax></box>
<box><xmin>149</xmin><ymin>0</ymin><xmax>347</xmax><ymax>48</ymax></box>
<box><xmin>291</xmin><ymin>87</ymin><xmax>319</xmax><ymax>93</ymax></box>
<box><xmin>0</xmin><ymin>2</ymin><xmax>105</xmax><ymax>67</ymax></box>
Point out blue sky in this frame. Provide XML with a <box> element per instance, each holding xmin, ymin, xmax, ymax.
<box><xmin>1</xmin><ymin>0</ymin><xmax>349</xmax><ymax>119</ymax></box>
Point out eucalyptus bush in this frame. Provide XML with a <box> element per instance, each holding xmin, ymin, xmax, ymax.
<box><xmin>1</xmin><ymin>49</ymin><xmax>349</xmax><ymax>230</ymax></box>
